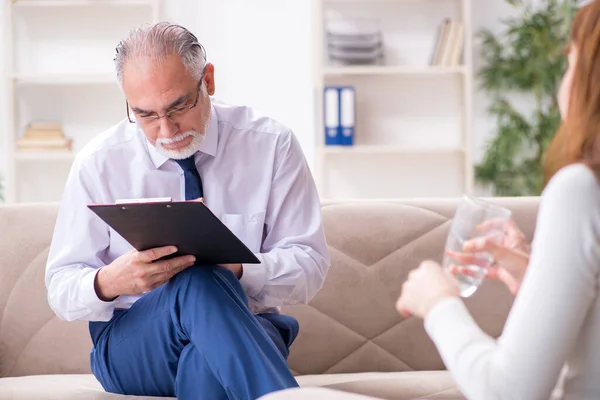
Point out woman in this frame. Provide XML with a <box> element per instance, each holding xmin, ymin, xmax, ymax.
<box><xmin>396</xmin><ymin>2</ymin><xmax>600</xmax><ymax>399</ymax></box>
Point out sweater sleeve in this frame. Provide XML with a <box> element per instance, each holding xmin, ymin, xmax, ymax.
<box><xmin>424</xmin><ymin>164</ymin><xmax>600</xmax><ymax>400</ymax></box>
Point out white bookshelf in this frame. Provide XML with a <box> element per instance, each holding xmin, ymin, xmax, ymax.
<box><xmin>2</xmin><ymin>0</ymin><xmax>161</xmax><ymax>203</ymax></box>
<box><xmin>323</xmin><ymin>65</ymin><xmax>468</xmax><ymax>76</ymax></box>
<box><xmin>13</xmin><ymin>73</ymin><xmax>117</xmax><ymax>85</ymax></box>
<box><xmin>13</xmin><ymin>0</ymin><xmax>155</xmax><ymax>7</ymax></box>
<box><xmin>14</xmin><ymin>151</ymin><xmax>75</xmax><ymax>161</ymax></box>
<box><xmin>322</xmin><ymin>144</ymin><xmax>465</xmax><ymax>154</ymax></box>
<box><xmin>313</xmin><ymin>0</ymin><xmax>474</xmax><ymax>200</ymax></box>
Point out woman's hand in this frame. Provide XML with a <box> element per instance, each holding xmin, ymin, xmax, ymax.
<box><xmin>396</xmin><ymin>261</ymin><xmax>460</xmax><ymax>319</ymax></box>
<box><xmin>447</xmin><ymin>219</ymin><xmax>530</xmax><ymax>296</ymax></box>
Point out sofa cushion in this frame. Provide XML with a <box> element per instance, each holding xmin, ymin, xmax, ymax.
<box><xmin>0</xmin><ymin>374</ymin><xmax>168</xmax><ymax>399</ymax></box>
<box><xmin>283</xmin><ymin>198</ymin><xmax>538</xmax><ymax>375</ymax></box>
<box><xmin>296</xmin><ymin>371</ymin><xmax>463</xmax><ymax>400</ymax></box>
<box><xmin>0</xmin><ymin>199</ymin><xmax>539</xmax><ymax>380</ymax></box>
<box><xmin>260</xmin><ymin>386</ymin><xmax>463</xmax><ymax>400</ymax></box>
<box><xmin>0</xmin><ymin>204</ymin><xmax>94</xmax><ymax>379</ymax></box>
<box><xmin>259</xmin><ymin>387</ymin><xmax>383</xmax><ymax>399</ymax></box>
<box><xmin>0</xmin><ymin>372</ymin><xmax>463</xmax><ymax>400</ymax></box>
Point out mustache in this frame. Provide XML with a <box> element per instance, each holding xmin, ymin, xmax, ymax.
<box><xmin>156</xmin><ymin>131</ymin><xmax>197</xmax><ymax>145</ymax></box>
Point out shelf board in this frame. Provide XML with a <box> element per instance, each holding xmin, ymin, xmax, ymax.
<box><xmin>13</xmin><ymin>74</ymin><xmax>117</xmax><ymax>85</ymax></box>
<box><xmin>14</xmin><ymin>151</ymin><xmax>75</xmax><ymax>161</ymax></box>
<box><xmin>323</xmin><ymin>65</ymin><xmax>466</xmax><ymax>76</ymax></box>
<box><xmin>321</xmin><ymin>145</ymin><xmax>464</xmax><ymax>155</ymax></box>
<box><xmin>13</xmin><ymin>0</ymin><xmax>154</xmax><ymax>7</ymax></box>
<box><xmin>325</xmin><ymin>0</ymin><xmax>453</xmax><ymax>2</ymax></box>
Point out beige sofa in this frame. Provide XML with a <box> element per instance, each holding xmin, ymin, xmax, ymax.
<box><xmin>0</xmin><ymin>198</ymin><xmax>539</xmax><ymax>400</ymax></box>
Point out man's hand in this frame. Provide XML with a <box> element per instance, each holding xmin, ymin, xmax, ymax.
<box><xmin>95</xmin><ymin>246</ymin><xmax>196</xmax><ymax>301</ymax></box>
<box><xmin>218</xmin><ymin>263</ymin><xmax>243</xmax><ymax>279</ymax></box>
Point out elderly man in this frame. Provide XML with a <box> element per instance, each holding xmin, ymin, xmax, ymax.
<box><xmin>45</xmin><ymin>22</ymin><xmax>330</xmax><ymax>400</ymax></box>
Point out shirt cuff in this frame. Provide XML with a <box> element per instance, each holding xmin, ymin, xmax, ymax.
<box><xmin>240</xmin><ymin>256</ymin><xmax>267</xmax><ymax>298</ymax></box>
<box><xmin>425</xmin><ymin>296</ymin><xmax>473</xmax><ymax>340</ymax></box>
<box><xmin>80</xmin><ymin>268</ymin><xmax>117</xmax><ymax>316</ymax></box>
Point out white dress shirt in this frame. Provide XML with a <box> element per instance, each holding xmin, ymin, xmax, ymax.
<box><xmin>424</xmin><ymin>164</ymin><xmax>600</xmax><ymax>400</ymax></box>
<box><xmin>45</xmin><ymin>99</ymin><xmax>331</xmax><ymax>322</ymax></box>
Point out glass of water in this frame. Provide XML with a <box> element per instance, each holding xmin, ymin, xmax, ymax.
<box><xmin>443</xmin><ymin>196</ymin><xmax>512</xmax><ymax>297</ymax></box>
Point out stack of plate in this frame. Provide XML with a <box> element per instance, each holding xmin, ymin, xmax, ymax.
<box><xmin>326</xmin><ymin>19</ymin><xmax>384</xmax><ymax>65</ymax></box>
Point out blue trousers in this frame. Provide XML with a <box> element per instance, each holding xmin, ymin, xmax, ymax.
<box><xmin>88</xmin><ymin>265</ymin><xmax>300</xmax><ymax>400</ymax></box>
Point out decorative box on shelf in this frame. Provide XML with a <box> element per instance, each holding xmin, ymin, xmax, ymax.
<box><xmin>326</xmin><ymin>18</ymin><xmax>384</xmax><ymax>66</ymax></box>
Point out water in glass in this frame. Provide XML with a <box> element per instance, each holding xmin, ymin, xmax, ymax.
<box><xmin>445</xmin><ymin>229</ymin><xmax>494</xmax><ymax>297</ymax></box>
<box><xmin>443</xmin><ymin>196</ymin><xmax>511</xmax><ymax>297</ymax></box>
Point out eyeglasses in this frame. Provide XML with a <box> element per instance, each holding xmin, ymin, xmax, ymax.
<box><xmin>126</xmin><ymin>77</ymin><xmax>204</xmax><ymax>126</ymax></box>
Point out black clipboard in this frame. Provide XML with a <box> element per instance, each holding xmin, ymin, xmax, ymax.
<box><xmin>88</xmin><ymin>200</ymin><xmax>261</xmax><ymax>265</ymax></box>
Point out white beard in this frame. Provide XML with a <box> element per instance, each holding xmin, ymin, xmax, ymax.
<box><xmin>154</xmin><ymin>130</ymin><xmax>205</xmax><ymax>160</ymax></box>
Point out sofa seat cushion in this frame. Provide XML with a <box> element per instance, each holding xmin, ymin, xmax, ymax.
<box><xmin>0</xmin><ymin>374</ymin><xmax>171</xmax><ymax>399</ymax></box>
<box><xmin>0</xmin><ymin>371</ymin><xmax>464</xmax><ymax>400</ymax></box>
<box><xmin>259</xmin><ymin>387</ymin><xmax>385</xmax><ymax>399</ymax></box>
<box><xmin>296</xmin><ymin>371</ymin><xmax>464</xmax><ymax>400</ymax></box>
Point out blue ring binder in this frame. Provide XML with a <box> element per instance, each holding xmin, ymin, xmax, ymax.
<box><xmin>324</xmin><ymin>85</ymin><xmax>355</xmax><ymax>146</ymax></box>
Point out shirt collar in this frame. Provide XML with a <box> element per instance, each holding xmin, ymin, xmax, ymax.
<box><xmin>145</xmin><ymin>103</ymin><xmax>219</xmax><ymax>169</ymax></box>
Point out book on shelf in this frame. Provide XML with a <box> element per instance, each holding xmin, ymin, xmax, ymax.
<box><xmin>16</xmin><ymin>122</ymin><xmax>72</xmax><ymax>152</ymax></box>
<box><xmin>430</xmin><ymin>19</ymin><xmax>464</xmax><ymax>67</ymax></box>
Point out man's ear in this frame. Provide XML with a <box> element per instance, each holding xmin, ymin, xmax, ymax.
<box><xmin>204</xmin><ymin>63</ymin><xmax>216</xmax><ymax>96</ymax></box>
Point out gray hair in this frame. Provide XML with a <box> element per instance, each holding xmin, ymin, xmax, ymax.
<box><xmin>114</xmin><ymin>22</ymin><xmax>207</xmax><ymax>87</ymax></box>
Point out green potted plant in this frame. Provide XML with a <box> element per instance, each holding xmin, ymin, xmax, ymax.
<box><xmin>475</xmin><ymin>0</ymin><xmax>580</xmax><ymax>196</ymax></box>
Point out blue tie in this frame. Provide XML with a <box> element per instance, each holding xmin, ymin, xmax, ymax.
<box><xmin>175</xmin><ymin>156</ymin><xmax>204</xmax><ymax>200</ymax></box>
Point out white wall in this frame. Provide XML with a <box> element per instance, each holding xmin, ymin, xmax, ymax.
<box><xmin>162</xmin><ymin>0</ymin><xmax>316</xmax><ymax>167</ymax></box>
<box><xmin>163</xmin><ymin>0</ymin><xmax>532</xmax><ymax>179</ymax></box>
<box><xmin>0</xmin><ymin>0</ymin><xmax>554</xmax><ymax>198</ymax></box>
